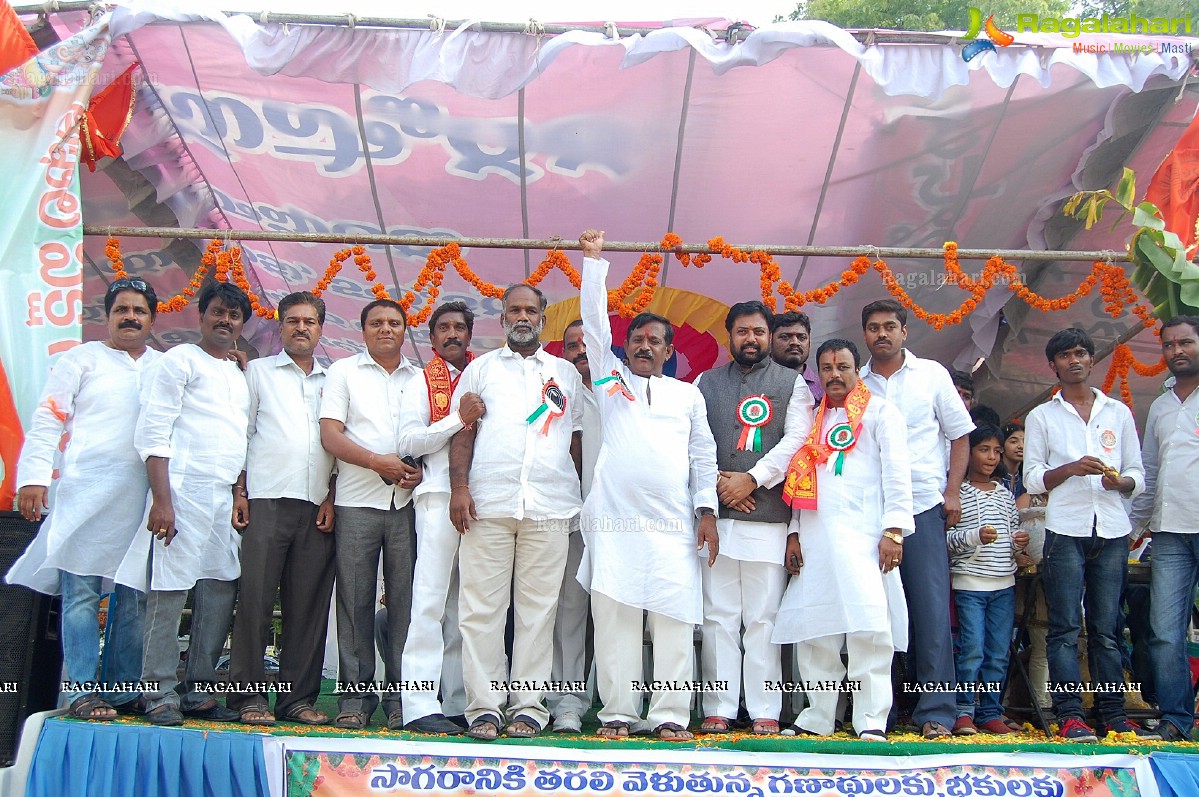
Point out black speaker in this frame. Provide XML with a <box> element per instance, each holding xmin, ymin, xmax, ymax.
<box><xmin>0</xmin><ymin>511</ymin><xmax>63</xmax><ymax>766</ymax></box>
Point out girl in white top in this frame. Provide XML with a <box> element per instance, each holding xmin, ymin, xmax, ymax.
<box><xmin>946</xmin><ymin>425</ymin><xmax>1029</xmax><ymax>735</ymax></box>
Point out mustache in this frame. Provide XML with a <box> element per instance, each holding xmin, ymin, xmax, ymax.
<box><xmin>118</xmin><ymin>320</ymin><xmax>142</xmax><ymax>330</ymax></box>
<box><xmin>441</xmin><ymin>338</ymin><xmax>462</xmax><ymax>347</ymax></box>
<box><xmin>570</xmin><ymin>352</ymin><xmax>588</xmax><ymax>364</ymax></box>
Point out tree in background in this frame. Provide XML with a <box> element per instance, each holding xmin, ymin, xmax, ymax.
<box><xmin>780</xmin><ymin>0</ymin><xmax>1188</xmax><ymax>33</ymax></box>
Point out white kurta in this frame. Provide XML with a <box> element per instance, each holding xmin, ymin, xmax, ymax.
<box><xmin>6</xmin><ymin>342</ymin><xmax>161</xmax><ymax>595</ymax></box>
<box><xmin>576</xmin><ymin>256</ymin><xmax>718</xmax><ymax>625</ymax></box>
<box><xmin>117</xmin><ymin>344</ymin><xmax>249</xmax><ymax>592</ymax></box>
<box><xmin>772</xmin><ymin>397</ymin><xmax>914</xmax><ymax>650</ymax></box>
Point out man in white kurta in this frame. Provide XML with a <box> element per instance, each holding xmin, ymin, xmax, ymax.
<box><xmin>7</xmin><ymin>279</ymin><xmax>161</xmax><ymax>718</ymax></box>
<box><xmin>547</xmin><ymin>319</ymin><xmax>600</xmax><ymax>734</ymax></box>
<box><xmin>396</xmin><ymin>301</ymin><xmax>485</xmax><ymax>734</ymax></box>
<box><xmin>575</xmin><ymin>230</ymin><xmax>719</xmax><ymax>741</ymax></box>
<box><xmin>119</xmin><ymin>282</ymin><xmax>251</xmax><ymax>725</ymax></box>
<box><xmin>773</xmin><ymin>339</ymin><xmax>913</xmax><ymax>740</ymax></box>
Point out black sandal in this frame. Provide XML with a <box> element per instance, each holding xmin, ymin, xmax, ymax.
<box><xmin>504</xmin><ymin>714</ymin><xmax>542</xmax><ymax>739</ymax></box>
<box><xmin>67</xmin><ymin>693</ymin><xmax>116</xmax><ymax>721</ymax></box>
<box><xmin>466</xmin><ymin>713</ymin><xmax>502</xmax><ymax>741</ymax></box>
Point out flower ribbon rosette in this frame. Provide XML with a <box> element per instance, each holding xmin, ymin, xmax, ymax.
<box><xmin>526</xmin><ymin>378</ymin><xmax>567</xmax><ymax>435</ymax></box>
<box><xmin>594</xmin><ymin>369</ymin><xmax>635</xmax><ymax>401</ymax></box>
<box><xmin>824</xmin><ymin>422</ymin><xmax>855</xmax><ymax>475</ymax></box>
<box><xmin>736</xmin><ymin>395</ymin><xmax>772</xmax><ymax>451</ymax></box>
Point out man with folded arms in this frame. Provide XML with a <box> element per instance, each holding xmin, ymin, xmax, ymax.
<box><xmin>449</xmin><ymin>282</ymin><xmax>584</xmax><ymax>741</ymax></box>
<box><xmin>227</xmin><ymin>291</ymin><xmax>336</xmax><ymax>726</ymax></box>
<box><xmin>576</xmin><ymin>229</ymin><xmax>719</xmax><ymax>742</ymax></box>
<box><xmin>695</xmin><ymin>300</ymin><xmax>813</xmax><ymax>735</ymax></box>
<box><xmin>7</xmin><ymin>278</ymin><xmax>161</xmax><ymax>720</ymax></box>
<box><xmin>123</xmin><ymin>281</ymin><xmax>251</xmax><ymax>726</ymax></box>
<box><xmin>320</xmin><ymin>298</ymin><xmax>423</xmax><ymax>730</ymax></box>
<box><xmin>396</xmin><ymin>301</ymin><xmax>485</xmax><ymax>734</ymax></box>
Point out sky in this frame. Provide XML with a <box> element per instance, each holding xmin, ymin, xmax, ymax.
<box><xmin>217</xmin><ymin>0</ymin><xmax>799</xmax><ymax>27</ymax></box>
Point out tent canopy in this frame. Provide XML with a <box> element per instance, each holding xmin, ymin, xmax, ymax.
<box><xmin>32</xmin><ymin>2</ymin><xmax>1199</xmax><ymax>419</ymax></box>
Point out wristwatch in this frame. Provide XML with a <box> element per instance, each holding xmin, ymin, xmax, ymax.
<box><xmin>698</xmin><ymin>507</ymin><xmax>715</xmax><ymax>518</ymax></box>
<box><xmin>882</xmin><ymin>530</ymin><xmax>904</xmax><ymax>545</ymax></box>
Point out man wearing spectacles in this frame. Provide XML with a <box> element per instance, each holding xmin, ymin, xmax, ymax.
<box><xmin>7</xmin><ymin>278</ymin><xmax>161</xmax><ymax>721</ymax></box>
<box><xmin>121</xmin><ymin>281</ymin><xmax>252</xmax><ymax>726</ymax></box>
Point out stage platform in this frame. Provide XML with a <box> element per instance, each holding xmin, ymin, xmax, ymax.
<box><xmin>14</xmin><ymin>709</ymin><xmax>1199</xmax><ymax>797</ymax></box>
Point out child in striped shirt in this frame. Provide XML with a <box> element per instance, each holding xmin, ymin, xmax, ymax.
<box><xmin>948</xmin><ymin>425</ymin><xmax>1030</xmax><ymax>735</ymax></box>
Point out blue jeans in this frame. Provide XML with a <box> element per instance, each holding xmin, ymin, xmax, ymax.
<box><xmin>60</xmin><ymin>573</ymin><xmax>145</xmax><ymax>707</ymax></box>
<box><xmin>953</xmin><ymin>587</ymin><xmax>1014</xmax><ymax>723</ymax></box>
<box><xmin>1042</xmin><ymin>529</ymin><xmax>1129</xmax><ymax>724</ymax></box>
<box><xmin>1149</xmin><ymin>532</ymin><xmax>1199</xmax><ymax>736</ymax></box>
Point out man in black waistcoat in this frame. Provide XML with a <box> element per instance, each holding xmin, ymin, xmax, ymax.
<box><xmin>695</xmin><ymin>301</ymin><xmax>814</xmax><ymax>734</ymax></box>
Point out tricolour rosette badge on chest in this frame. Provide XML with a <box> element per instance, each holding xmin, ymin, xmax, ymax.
<box><xmin>526</xmin><ymin>377</ymin><xmax>567</xmax><ymax>435</ymax></box>
<box><xmin>736</xmin><ymin>395</ymin><xmax>773</xmax><ymax>452</ymax></box>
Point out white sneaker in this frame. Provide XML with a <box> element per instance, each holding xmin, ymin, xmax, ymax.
<box><xmin>552</xmin><ymin>711</ymin><xmax>582</xmax><ymax>733</ymax></box>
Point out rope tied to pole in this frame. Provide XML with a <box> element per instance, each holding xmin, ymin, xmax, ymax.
<box><xmin>427</xmin><ymin>14</ymin><xmax>445</xmax><ymax>35</ymax></box>
<box><xmin>603</xmin><ymin>21</ymin><xmax>619</xmax><ymax>41</ymax></box>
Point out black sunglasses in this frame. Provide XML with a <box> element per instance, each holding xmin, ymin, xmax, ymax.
<box><xmin>107</xmin><ymin>278</ymin><xmax>151</xmax><ymax>295</ymax></box>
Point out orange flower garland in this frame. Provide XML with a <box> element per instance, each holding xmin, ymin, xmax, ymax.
<box><xmin>104</xmin><ymin>231</ymin><xmax>1167</xmax><ymax>406</ymax></box>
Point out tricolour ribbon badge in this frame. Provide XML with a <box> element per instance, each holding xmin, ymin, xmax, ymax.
<box><xmin>825</xmin><ymin>422</ymin><xmax>855</xmax><ymax>475</ymax></box>
<box><xmin>594</xmin><ymin>369</ymin><xmax>635</xmax><ymax>401</ymax></box>
<box><xmin>526</xmin><ymin>378</ymin><xmax>567</xmax><ymax>435</ymax></box>
<box><xmin>736</xmin><ymin>395</ymin><xmax>772</xmax><ymax>452</ymax></box>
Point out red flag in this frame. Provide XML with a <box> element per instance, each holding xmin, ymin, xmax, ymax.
<box><xmin>81</xmin><ymin>61</ymin><xmax>139</xmax><ymax>171</ymax></box>
<box><xmin>0</xmin><ymin>359</ymin><xmax>23</xmax><ymax>510</ymax></box>
<box><xmin>0</xmin><ymin>0</ymin><xmax>38</xmax><ymax>76</ymax></box>
<box><xmin>1145</xmin><ymin>112</ymin><xmax>1199</xmax><ymax>250</ymax></box>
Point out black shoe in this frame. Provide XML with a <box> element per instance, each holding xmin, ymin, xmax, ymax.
<box><xmin>146</xmin><ymin>703</ymin><xmax>184</xmax><ymax>727</ymax></box>
<box><xmin>1102</xmin><ymin>718</ymin><xmax>1161</xmax><ymax>740</ymax></box>
<box><xmin>182</xmin><ymin>701</ymin><xmax>239</xmax><ymax>722</ymax></box>
<box><xmin>447</xmin><ymin>714</ymin><xmax>467</xmax><ymax>727</ymax></box>
<box><xmin>404</xmin><ymin>713</ymin><xmax>465</xmax><ymax>734</ymax></box>
<box><xmin>1157</xmin><ymin>721</ymin><xmax>1193</xmax><ymax>742</ymax></box>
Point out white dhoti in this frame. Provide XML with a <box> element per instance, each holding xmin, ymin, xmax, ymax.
<box><xmin>401</xmin><ymin>492</ymin><xmax>466</xmax><ymax>721</ymax></box>
<box><xmin>794</xmin><ymin>631</ymin><xmax>894</xmax><ymax>735</ymax></box>
<box><xmin>700</xmin><ymin>550</ymin><xmax>786</xmax><ymax>720</ymax></box>
<box><xmin>592</xmin><ymin>591</ymin><xmax>693</xmax><ymax>729</ymax></box>
<box><xmin>547</xmin><ymin>525</ymin><xmax>592</xmax><ymax>721</ymax></box>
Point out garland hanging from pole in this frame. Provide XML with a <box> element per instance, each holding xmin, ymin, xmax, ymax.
<box><xmin>104</xmin><ymin>233</ymin><xmax>1167</xmax><ymax>407</ymax></box>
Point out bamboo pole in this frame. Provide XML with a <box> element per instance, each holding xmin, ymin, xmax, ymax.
<box><xmin>84</xmin><ymin>224</ymin><xmax>1132</xmax><ymax>262</ymax></box>
<box><xmin>15</xmin><ymin>3</ymin><xmax>1032</xmax><ymax>47</ymax></box>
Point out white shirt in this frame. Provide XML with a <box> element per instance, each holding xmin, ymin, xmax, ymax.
<box><xmin>1129</xmin><ymin>378</ymin><xmax>1199</xmax><ymax>534</ymax></box>
<box><xmin>1023</xmin><ymin>387</ymin><xmax>1145</xmax><ymax>538</ymax></box>
<box><xmin>245</xmin><ymin>351</ymin><xmax>333</xmax><ymax>505</ymax></box>
<box><xmin>580</xmin><ymin>387</ymin><xmax>600</xmax><ymax>501</ymax></box>
<box><xmin>452</xmin><ymin>345</ymin><xmax>584</xmax><ymax>521</ymax></box>
<box><xmin>861</xmin><ymin>350</ymin><xmax>975</xmax><ymax>514</ymax></box>
<box><xmin>6</xmin><ymin>342</ymin><xmax>161</xmax><ymax>594</ymax></box>
<box><xmin>136</xmin><ymin>344</ymin><xmax>249</xmax><ymax>483</ymax></box>
<box><xmin>396</xmin><ymin>360</ymin><xmax>466</xmax><ymax>498</ymax></box>
<box><xmin>319</xmin><ymin>352</ymin><xmax>421</xmax><ymax>510</ymax></box>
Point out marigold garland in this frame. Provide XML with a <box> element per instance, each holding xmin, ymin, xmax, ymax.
<box><xmin>104</xmin><ymin>232</ymin><xmax>1166</xmax><ymax>408</ymax></box>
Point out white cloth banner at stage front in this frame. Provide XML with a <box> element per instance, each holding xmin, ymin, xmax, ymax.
<box><xmin>0</xmin><ymin>22</ymin><xmax>109</xmax><ymax>502</ymax></box>
<box><xmin>31</xmin><ymin>2</ymin><xmax>1199</xmax><ymax>421</ymax></box>
<box><xmin>260</xmin><ymin>736</ymin><xmax>1163</xmax><ymax>797</ymax></box>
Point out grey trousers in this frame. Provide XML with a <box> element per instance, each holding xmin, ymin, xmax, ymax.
<box><xmin>142</xmin><ymin>577</ymin><xmax>238</xmax><ymax>711</ymax></box>
<box><xmin>334</xmin><ymin>504</ymin><xmax>415</xmax><ymax>720</ymax></box>
<box><xmin>228</xmin><ymin>497</ymin><xmax>335</xmax><ymax>716</ymax></box>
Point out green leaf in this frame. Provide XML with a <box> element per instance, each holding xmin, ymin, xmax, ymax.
<box><xmin>1132</xmin><ymin>229</ymin><xmax>1176</xmax><ymax>278</ymax></box>
<box><xmin>1084</xmin><ymin>197</ymin><xmax>1100</xmax><ymax>230</ymax></box>
<box><xmin>1063</xmin><ymin>193</ymin><xmax>1085</xmax><ymax>217</ymax></box>
<box><xmin>1115</xmin><ymin>167</ymin><xmax>1136</xmax><ymax>209</ymax></box>
<box><xmin>1132</xmin><ymin>201</ymin><xmax>1165</xmax><ymax>231</ymax></box>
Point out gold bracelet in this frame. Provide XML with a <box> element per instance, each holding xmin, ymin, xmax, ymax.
<box><xmin>882</xmin><ymin>530</ymin><xmax>904</xmax><ymax>545</ymax></box>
